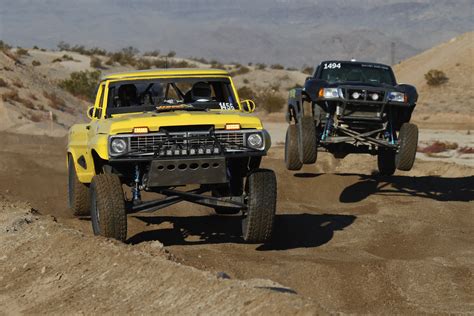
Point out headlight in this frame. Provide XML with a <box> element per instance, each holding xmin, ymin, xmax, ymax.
<box><xmin>319</xmin><ymin>88</ymin><xmax>343</xmax><ymax>99</ymax></box>
<box><xmin>388</xmin><ymin>91</ymin><xmax>406</xmax><ymax>102</ymax></box>
<box><xmin>110</xmin><ymin>138</ymin><xmax>127</xmax><ymax>155</ymax></box>
<box><xmin>247</xmin><ymin>133</ymin><xmax>264</xmax><ymax>150</ymax></box>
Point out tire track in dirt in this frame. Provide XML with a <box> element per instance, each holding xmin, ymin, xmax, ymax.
<box><xmin>0</xmin><ymin>132</ymin><xmax>473</xmax><ymax>313</ymax></box>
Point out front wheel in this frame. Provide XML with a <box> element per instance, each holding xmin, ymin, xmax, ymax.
<box><xmin>90</xmin><ymin>174</ymin><xmax>127</xmax><ymax>242</ymax></box>
<box><xmin>396</xmin><ymin>123</ymin><xmax>418</xmax><ymax>171</ymax></box>
<box><xmin>298</xmin><ymin>117</ymin><xmax>318</xmax><ymax>164</ymax></box>
<box><xmin>68</xmin><ymin>157</ymin><xmax>90</xmax><ymax>216</ymax></box>
<box><xmin>285</xmin><ymin>125</ymin><xmax>303</xmax><ymax>170</ymax></box>
<box><xmin>377</xmin><ymin>149</ymin><xmax>396</xmax><ymax>176</ymax></box>
<box><xmin>242</xmin><ymin>169</ymin><xmax>277</xmax><ymax>243</ymax></box>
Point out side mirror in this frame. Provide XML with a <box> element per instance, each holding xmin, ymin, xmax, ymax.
<box><xmin>240</xmin><ymin>100</ymin><xmax>256</xmax><ymax>113</ymax></box>
<box><xmin>86</xmin><ymin>106</ymin><xmax>95</xmax><ymax>120</ymax></box>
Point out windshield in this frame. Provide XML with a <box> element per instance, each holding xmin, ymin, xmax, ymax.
<box><xmin>318</xmin><ymin>62</ymin><xmax>396</xmax><ymax>85</ymax></box>
<box><xmin>106</xmin><ymin>77</ymin><xmax>238</xmax><ymax>116</ymax></box>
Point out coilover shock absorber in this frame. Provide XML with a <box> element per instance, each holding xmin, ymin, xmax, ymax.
<box><xmin>132</xmin><ymin>165</ymin><xmax>142</xmax><ymax>204</ymax></box>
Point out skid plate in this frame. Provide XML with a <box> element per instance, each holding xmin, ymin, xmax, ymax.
<box><xmin>147</xmin><ymin>157</ymin><xmax>227</xmax><ymax>187</ymax></box>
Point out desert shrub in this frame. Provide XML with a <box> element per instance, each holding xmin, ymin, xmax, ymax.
<box><xmin>256</xmin><ymin>89</ymin><xmax>285</xmax><ymax>113</ymax></box>
<box><xmin>59</xmin><ymin>70</ymin><xmax>101</xmax><ymax>101</ymax></box>
<box><xmin>209</xmin><ymin>59</ymin><xmax>225</xmax><ymax>70</ymax></box>
<box><xmin>28</xmin><ymin>112</ymin><xmax>43</xmax><ymax>122</ymax></box>
<box><xmin>0</xmin><ymin>78</ymin><xmax>9</xmax><ymax>88</ymax></box>
<box><xmin>243</xmin><ymin>78</ymin><xmax>249</xmax><ymax>84</ymax></box>
<box><xmin>12</xmin><ymin>79</ymin><xmax>23</xmax><ymax>88</ymax></box>
<box><xmin>43</xmin><ymin>91</ymin><xmax>66</xmax><ymax>111</ymax></box>
<box><xmin>0</xmin><ymin>40</ymin><xmax>11</xmax><ymax>51</ymax></box>
<box><xmin>28</xmin><ymin>93</ymin><xmax>38</xmax><ymax>101</ymax></box>
<box><xmin>135</xmin><ymin>58</ymin><xmax>153</xmax><ymax>70</ymax></box>
<box><xmin>302</xmin><ymin>66</ymin><xmax>314</xmax><ymax>75</ymax></box>
<box><xmin>170</xmin><ymin>59</ymin><xmax>196</xmax><ymax>68</ymax></box>
<box><xmin>62</xmin><ymin>54</ymin><xmax>74</xmax><ymax>61</ymax></box>
<box><xmin>425</xmin><ymin>69</ymin><xmax>449</xmax><ymax>86</ymax></box>
<box><xmin>418</xmin><ymin>141</ymin><xmax>458</xmax><ymax>154</ymax></box>
<box><xmin>57</xmin><ymin>41</ymin><xmax>107</xmax><ymax>56</ymax></box>
<box><xmin>270</xmin><ymin>64</ymin><xmax>285</xmax><ymax>70</ymax></box>
<box><xmin>256</xmin><ymin>63</ymin><xmax>267</xmax><ymax>70</ymax></box>
<box><xmin>1</xmin><ymin>89</ymin><xmax>21</xmax><ymax>102</ymax></box>
<box><xmin>279</xmin><ymin>74</ymin><xmax>290</xmax><ymax>81</ymax></box>
<box><xmin>107</xmin><ymin>47</ymin><xmax>138</xmax><ymax>66</ymax></box>
<box><xmin>52</xmin><ymin>57</ymin><xmax>63</xmax><ymax>63</ymax></box>
<box><xmin>190</xmin><ymin>57</ymin><xmax>209</xmax><ymax>64</ymax></box>
<box><xmin>286</xmin><ymin>67</ymin><xmax>298</xmax><ymax>71</ymax></box>
<box><xmin>458</xmin><ymin>147</ymin><xmax>474</xmax><ymax>154</ymax></box>
<box><xmin>57</xmin><ymin>41</ymin><xmax>71</xmax><ymax>51</ymax></box>
<box><xmin>16</xmin><ymin>47</ymin><xmax>29</xmax><ymax>57</ymax></box>
<box><xmin>32</xmin><ymin>60</ymin><xmax>41</xmax><ymax>66</ymax></box>
<box><xmin>230</xmin><ymin>66</ymin><xmax>250</xmax><ymax>76</ymax></box>
<box><xmin>237</xmin><ymin>86</ymin><xmax>255</xmax><ymax>100</ymax></box>
<box><xmin>90</xmin><ymin>56</ymin><xmax>103</xmax><ymax>69</ymax></box>
<box><xmin>152</xmin><ymin>58</ymin><xmax>196</xmax><ymax>69</ymax></box>
<box><xmin>167</xmin><ymin>51</ymin><xmax>176</xmax><ymax>58</ymax></box>
<box><xmin>144</xmin><ymin>50</ymin><xmax>160</xmax><ymax>57</ymax></box>
<box><xmin>22</xmin><ymin>98</ymin><xmax>35</xmax><ymax>109</ymax></box>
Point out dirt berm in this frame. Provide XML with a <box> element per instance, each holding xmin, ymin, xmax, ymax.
<box><xmin>0</xmin><ymin>203</ymin><xmax>323</xmax><ymax>314</ymax></box>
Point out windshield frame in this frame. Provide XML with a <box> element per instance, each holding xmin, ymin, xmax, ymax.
<box><xmin>315</xmin><ymin>61</ymin><xmax>397</xmax><ymax>86</ymax></box>
<box><xmin>104</xmin><ymin>76</ymin><xmax>239</xmax><ymax>117</ymax></box>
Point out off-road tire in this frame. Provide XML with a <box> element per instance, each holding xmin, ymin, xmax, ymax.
<box><xmin>396</xmin><ymin>123</ymin><xmax>418</xmax><ymax>171</ymax></box>
<box><xmin>298</xmin><ymin>117</ymin><xmax>318</xmax><ymax>164</ymax></box>
<box><xmin>377</xmin><ymin>149</ymin><xmax>396</xmax><ymax>176</ymax></box>
<box><xmin>90</xmin><ymin>174</ymin><xmax>127</xmax><ymax>242</ymax></box>
<box><xmin>242</xmin><ymin>169</ymin><xmax>276</xmax><ymax>243</ymax></box>
<box><xmin>68</xmin><ymin>157</ymin><xmax>90</xmax><ymax>216</ymax></box>
<box><xmin>285</xmin><ymin>124</ymin><xmax>303</xmax><ymax>170</ymax></box>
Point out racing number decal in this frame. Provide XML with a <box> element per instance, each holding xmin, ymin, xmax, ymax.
<box><xmin>324</xmin><ymin>62</ymin><xmax>341</xmax><ymax>69</ymax></box>
<box><xmin>219</xmin><ymin>102</ymin><xmax>235</xmax><ymax>110</ymax></box>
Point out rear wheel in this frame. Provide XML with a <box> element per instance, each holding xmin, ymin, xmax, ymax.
<box><xmin>396</xmin><ymin>123</ymin><xmax>418</xmax><ymax>171</ymax></box>
<box><xmin>377</xmin><ymin>149</ymin><xmax>396</xmax><ymax>176</ymax></box>
<box><xmin>90</xmin><ymin>174</ymin><xmax>127</xmax><ymax>242</ymax></box>
<box><xmin>242</xmin><ymin>169</ymin><xmax>277</xmax><ymax>243</ymax></box>
<box><xmin>298</xmin><ymin>117</ymin><xmax>318</xmax><ymax>164</ymax></box>
<box><xmin>285</xmin><ymin>125</ymin><xmax>303</xmax><ymax>170</ymax></box>
<box><xmin>68</xmin><ymin>157</ymin><xmax>90</xmax><ymax>216</ymax></box>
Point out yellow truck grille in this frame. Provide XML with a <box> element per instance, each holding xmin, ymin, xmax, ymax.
<box><xmin>129</xmin><ymin>131</ymin><xmax>245</xmax><ymax>153</ymax></box>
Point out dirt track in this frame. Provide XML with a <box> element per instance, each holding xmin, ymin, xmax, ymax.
<box><xmin>0</xmin><ymin>132</ymin><xmax>473</xmax><ymax>314</ymax></box>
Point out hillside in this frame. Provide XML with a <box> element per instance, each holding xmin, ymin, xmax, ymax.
<box><xmin>1</xmin><ymin>30</ymin><xmax>472</xmax><ymax>138</ymax></box>
<box><xmin>394</xmin><ymin>32</ymin><xmax>474</xmax><ymax>129</ymax></box>
<box><xmin>0</xmin><ymin>51</ymin><xmax>87</xmax><ymax>136</ymax></box>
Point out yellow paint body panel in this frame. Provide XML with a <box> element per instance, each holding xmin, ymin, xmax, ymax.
<box><xmin>67</xmin><ymin>69</ymin><xmax>264</xmax><ymax>184</ymax></box>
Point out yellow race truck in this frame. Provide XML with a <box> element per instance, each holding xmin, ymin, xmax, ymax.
<box><xmin>67</xmin><ymin>69</ymin><xmax>275</xmax><ymax>243</ymax></box>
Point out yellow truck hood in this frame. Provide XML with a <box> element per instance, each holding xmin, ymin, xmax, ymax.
<box><xmin>97</xmin><ymin>111</ymin><xmax>264</xmax><ymax>135</ymax></box>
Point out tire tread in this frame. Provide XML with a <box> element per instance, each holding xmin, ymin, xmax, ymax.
<box><xmin>91</xmin><ymin>174</ymin><xmax>127</xmax><ymax>241</ymax></box>
<box><xmin>243</xmin><ymin>169</ymin><xmax>276</xmax><ymax>243</ymax></box>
